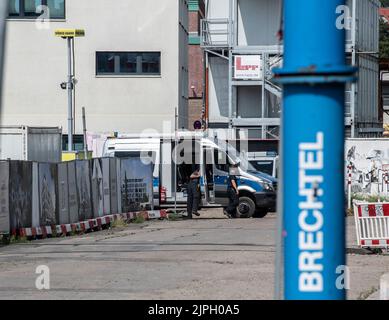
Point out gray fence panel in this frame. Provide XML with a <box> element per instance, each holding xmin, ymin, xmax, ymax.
<box><xmin>67</xmin><ymin>161</ymin><xmax>79</xmax><ymax>224</ymax></box>
<box><xmin>3</xmin><ymin>157</ymin><xmax>156</xmax><ymax>233</ymax></box>
<box><xmin>76</xmin><ymin>160</ymin><xmax>92</xmax><ymax>221</ymax></box>
<box><xmin>92</xmin><ymin>158</ymin><xmax>104</xmax><ymax>218</ymax></box>
<box><xmin>38</xmin><ymin>163</ymin><xmax>58</xmax><ymax>226</ymax></box>
<box><xmin>57</xmin><ymin>162</ymin><xmax>69</xmax><ymax>225</ymax></box>
<box><xmin>0</xmin><ymin>161</ymin><xmax>10</xmax><ymax>234</ymax></box>
<box><xmin>120</xmin><ymin>158</ymin><xmax>154</xmax><ymax>213</ymax></box>
<box><xmin>109</xmin><ymin>158</ymin><xmax>118</xmax><ymax>214</ymax></box>
<box><xmin>31</xmin><ymin>162</ymin><xmax>39</xmax><ymax>228</ymax></box>
<box><xmin>116</xmin><ymin>158</ymin><xmax>122</xmax><ymax>213</ymax></box>
<box><xmin>102</xmin><ymin>158</ymin><xmax>111</xmax><ymax>215</ymax></box>
<box><xmin>9</xmin><ymin>161</ymin><xmax>33</xmax><ymax>230</ymax></box>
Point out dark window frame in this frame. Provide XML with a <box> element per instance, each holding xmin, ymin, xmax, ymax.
<box><xmin>96</xmin><ymin>51</ymin><xmax>162</xmax><ymax>76</ymax></box>
<box><xmin>62</xmin><ymin>134</ymin><xmax>84</xmax><ymax>152</ymax></box>
<box><xmin>8</xmin><ymin>0</ymin><xmax>66</xmax><ymax>19</ymax></box>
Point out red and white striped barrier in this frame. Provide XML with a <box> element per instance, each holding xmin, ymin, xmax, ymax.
<box><xmin>353</xmin><ymin>202</ymin><xmax>389</xmax><ymax>249</ymax></box>
<box><xmin>14</xmin><ymin>210</ymin><xmax>168</xmax><ymax>239</ymax></box>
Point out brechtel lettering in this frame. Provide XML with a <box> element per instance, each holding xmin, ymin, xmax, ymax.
<box><xmin>298</xmin><ymin>132</ymin><xmax>324</xmax><ymax>293</ymax></box>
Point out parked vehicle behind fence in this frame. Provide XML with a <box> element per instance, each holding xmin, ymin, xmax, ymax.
<box><xmin>248</xmin><ymin>152</ymin><xmax>279</xmax><ymax>179</ymax></box>
<box><xmin>103</xmin><ymin>132</ymin><xmax>277</xmax><ymax>218</ymax></box>
<box><xmin>0</xmin><ymin>126</ymin><xmax>62</xmax><ymax>163</ymax></box>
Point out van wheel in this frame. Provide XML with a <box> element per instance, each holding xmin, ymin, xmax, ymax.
<box><xmin>237</xmin><ymin>197</ymin><xmax>256</xmax><ymax>218</ymax></box>
<box><xmin>254</xmin><ymin>209</ymin><xmax>268</xmax><ymax>219</ymax></box>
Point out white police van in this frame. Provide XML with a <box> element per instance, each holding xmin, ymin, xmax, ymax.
<box><xmin>103</xmin><ymin>132</ymin><xmax>277</xmax><ymax>218</ymax></box>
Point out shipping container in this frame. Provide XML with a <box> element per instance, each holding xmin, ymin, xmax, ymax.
<box><xmin>355</xmin><ymin>54</ymin><xmax>381</xmax><ymax>137</ymax></box>
<box><xmin>346</xmin><ymin>0</ymin><xmax>380</xmax><ymax>54</ymax></box>
<box><xmin>0</xmin><ymin>126</ymin><xmax>62</xmax><ymax>162</ymax></box>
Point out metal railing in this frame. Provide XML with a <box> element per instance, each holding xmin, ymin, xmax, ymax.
<box><xmin>200</xmin><ymin>19</ymin><xmax>230</xmax><ymax>49</ymax></box>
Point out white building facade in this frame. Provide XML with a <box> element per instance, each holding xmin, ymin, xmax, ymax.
<box><xmin>2</xmin><ymin>0</ymin><xmax>189</xmax><ymax>147</ymax></box>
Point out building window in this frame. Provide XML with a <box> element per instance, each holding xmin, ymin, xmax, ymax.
<box><xmin>96</xmin><ymin>52</ymin><xmax>161</xmax><ymax>76</ymax></box>
<box><xmin>62</xmin><ymin>135</ymin><xmax>84</xmax><ymax>152</ymax></box>
<box><xmin>8</xmin><ymin>0</ymin><xmax>65</xmax><ymax>19</ymax></box>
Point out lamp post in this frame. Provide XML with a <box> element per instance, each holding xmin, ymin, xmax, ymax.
<box><xmin>55</xmin><ymin>29</ymin><xmax>85</xmax><ymax>152</ymax></box>
<box><xmin>274</xmin><ymin>0</ymin><xmax>356</xmax><ymax>300</ymax></box>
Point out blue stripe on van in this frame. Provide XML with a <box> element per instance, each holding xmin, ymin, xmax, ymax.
<box><xmin>237</xmin><ymin>177</ymin><xmax>262</xmax><ymax>192</ymax></box>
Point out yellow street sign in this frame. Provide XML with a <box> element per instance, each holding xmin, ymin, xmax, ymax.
<box><xmin>55</xmin><ymin>29</ymin><xmax>85</xmax><ymax>38</ymax></box>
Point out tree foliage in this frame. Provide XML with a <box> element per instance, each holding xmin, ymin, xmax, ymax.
<box><xmin>382</xmin><ymin>0</ymin><xmax>389</xmax><ymax>7</ymax></box>
<box><xmin>381</xmin><ymin>1</ymin><xmax>389</xmax><ymax>59</ymax></box>
<box><xmin>380</xmin><ymin>19</ymin><xmax>389</xmax><ymax>59</ymax></box>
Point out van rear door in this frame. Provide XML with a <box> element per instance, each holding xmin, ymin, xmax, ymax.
<box><xmin>213</xmin><ymin>149</ymin><xmax>230</xmax><ymax>207</ymax></box>
<box><xmin>203</xmin><ymin>147</ymin><xmax>215</xmax><ymax>204</ymax></box>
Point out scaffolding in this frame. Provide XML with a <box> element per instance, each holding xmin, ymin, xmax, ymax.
<box><xmin>201</xmin><ymin>0</ymin><xmax>382</xmax><ymax>139</ymax></box>
<box><xmin>201</xmin><ymin>0</ymin><xmax>282</xmax><ymax>139</ymax></box>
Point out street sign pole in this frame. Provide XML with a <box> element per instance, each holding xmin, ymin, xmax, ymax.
<box><xmin>274</xmin><ymin>0</ymin><xmax>356</xmax><ymax>300</ymax></box>
<box><xmin>55</xmin><ymin>29</ymin><xmax>85</xmax><ymax>152</ymax></box>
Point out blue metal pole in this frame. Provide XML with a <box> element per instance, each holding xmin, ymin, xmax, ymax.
<box><xmin>274</xmin><ymin>0</ymin><xmax>356</xmax><ymax>300</ymax></box>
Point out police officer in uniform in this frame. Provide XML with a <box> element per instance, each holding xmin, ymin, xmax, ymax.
<box><xmin>187</xmin><ymin>166</ymin><xmax>201</xmax><ymax>219</ymax></box>
<box><xmin>224</xmin><ymin>164</ymin><xmax>240</xmax><ymax>218</ymax></box>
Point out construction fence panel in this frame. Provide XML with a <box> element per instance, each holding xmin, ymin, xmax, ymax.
<box><xmin>354</xmin><ymin>201</ymin><xmax>389</xmax><ymax>249</ymax></box>
<box><xmin>75</xmin><ymin>160</ymin><xmax>93</xmax><ymax>221</ymax></box>
<box><xmin>116</xmin><ymin>158</ymin><xmax>122</xmax><ymax>213</ymax></box>
<box><xmin>3</xmin><ymin>158</ymin><xmax>155</xmax><ymax>234</ymax></box>
<box><xmin>0</xmin><ymin>161</ymin><xmax>9</xmax><ymax>234</ymax></box>
<box><xmin>109</xmin><ymin>158</ymin><xmax>119</xmax><ymax>214</ymax></box>
<box><xmin>67</xmin><ymin>161</ymin><xmax>79</xmax><ymax>224</ymax></box>
<box><xmin>119</xmin><ymin>158</ymin><xmax>154</xmax><ymax>213</ymax></box>
<box><xmin>38</xmin><ymin>162</ymin><xmax>58</xmax><ymax>226</ymax></box>
<box><xmin>31</xmin><ymin>162</ymin><xmax>39</xmax><ymax>227</ymax></box>
<box><xmin>91</xmin><ymin>158</ymin><xmax>104</xmax><ymax>218</ymax></box>
<box><xmin>9</xmin><ymin>161</ymin><xmax>33</xmax><ymax>231</ymax></box>
<box><xmin>57</xmin><ymin>162</ymin><xmax>70</xmax><ymax>225</ymax></box>
<box><xmin>102</xmin><ymin>158</ymin><xmax>111</xmax><ymax>215</ymax></box>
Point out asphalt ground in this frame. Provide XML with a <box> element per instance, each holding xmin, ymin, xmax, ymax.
<box><xmin>0</xmin><ymin>209</ymin><xmax>387</xmax><ymax>300</ymax></box>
